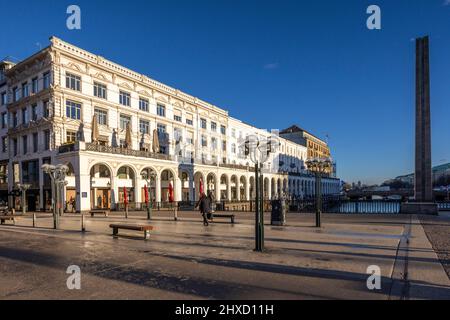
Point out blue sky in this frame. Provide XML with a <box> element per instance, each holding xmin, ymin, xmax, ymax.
<box><xmin>1</xmin><ymin>0</ymin><xmax>450</xmax><ymax>184</ymax></box>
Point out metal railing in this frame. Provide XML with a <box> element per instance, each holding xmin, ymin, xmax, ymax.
<box><xmin>85</xmin><ymin>143</ymin><xmax>173</xmax><ymax>161</ymax></box>
<box><xmin>437</xmin><ymin>202</ymin><xmax>450</xmax><ymax>211</ymax></box>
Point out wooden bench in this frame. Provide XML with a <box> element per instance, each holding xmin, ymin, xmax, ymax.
<box><xmin>110</xmin><ymin>224</ymin><xmax>154</xmax><ymax>240</ymax></box>
<box><xmin>90</xmin><ymin>210</ymin><xmax>109</xmax><ymax>217</ymax></box>
<box><xmin>0</xmin><ymin>215</ymin><xmax>16</xmax><ymax>225</ymax></box>
<box><xmin>210</xmin><ymin>214</ymin><xmax>235</xmax><ymax>224</ymax></box>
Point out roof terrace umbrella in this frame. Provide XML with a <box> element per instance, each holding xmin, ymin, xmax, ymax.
<box><xmin>152</xmin><ymin>129</ymin><xmax>160</xmax><ymax>153</ymax></box>
<box><xmin>91</xmin><ymin>115</ymin><xmax>99</xmax><ymax>144</ymax></box>
<box><xmin>125</xmin><ymin>122</ymin><xmax>132</xmax><ymax>149</ymax></box>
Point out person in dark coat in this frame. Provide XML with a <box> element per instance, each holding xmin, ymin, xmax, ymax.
<box><xmin>195</xmin><ymin>192</ymin><xmax>210</xmax><ymax>226</ymax></box>
<box><xmin>206</xmin><ymin>190</ymin><xmax>215</xmax><ymax>220</ymax></box>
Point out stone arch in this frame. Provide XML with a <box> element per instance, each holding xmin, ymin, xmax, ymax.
<box><xmin>160</xmin><ymin>169</ymin><xmax>176</xmax><ymax>203</ymax></box>
<box><xmin>240</xmin><ymin>175</ymin><xmax>248</xmax><ymax>201</ymax></box>
<box><xmin>90</xmin><ymin>162</ymin><xmax>113</xmax><ymax>210</ymax></box>
<box><xmin>220</xmin><ymin>173</ymin><xmax>229</xmax><ymax>200</ymax></box>
<box><xmin>230</xmin><ymin>175</ymin><xmax>238</xmax><ymax>201</ymax></box>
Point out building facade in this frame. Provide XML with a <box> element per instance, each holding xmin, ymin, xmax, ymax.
<box><xmin>280</xmin><ymin>125</ymin><xmax>334</xmax><ymax>175</ymax></box>
<box><xmin>0</xmin><ymin>37</ymin><xmax>341</xmax><ymax>212</ymax></box>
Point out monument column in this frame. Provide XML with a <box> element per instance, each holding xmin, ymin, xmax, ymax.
<box><xmin>402</xmin><ymin>36</ymin><xmax>437</xmax><ymax>215</ymax></box>
<box><xmin>415</xmin><ymin>36</ymin><xmax>433</xmax><ymax>202</ymax></box>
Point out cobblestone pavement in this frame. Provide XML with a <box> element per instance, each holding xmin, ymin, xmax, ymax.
<box><xmin>0</xmin><ymin>211</ymin><xmax>449</xmax><ymax>300</ymax></box>
<box><xmin>419</xmin><ymin>213</ymin><xmax>450</xmax><ymax>280</ymax></box>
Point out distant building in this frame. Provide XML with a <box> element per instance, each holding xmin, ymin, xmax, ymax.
<box><xmin>280</xmin><ymin>125</ymin><xmax>334</xmax><ymax>175</ymax></box>
<box><xmin>394</xmin><ymin>162</ymin><xmax>450</xmax><ymax>186</ymax></box>
<box><xmin>0</xmin><ymin>37</ymin><xmax>341</xmax><ymax>211</ymax></box>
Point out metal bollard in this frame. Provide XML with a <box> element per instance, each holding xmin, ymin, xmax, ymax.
<box><xmin>32</xmin><ymin>213</ymin><xmax>36</xmax><ymax>228</ymax></box>
<box><xmin>174</xmin><ymin>207</ymin><xmax>178</xmax><ymax>221</ymax></box>
<box><xmin>81</xmin><ymin>214</ymin><xmax>85</xmax><ymax>232</ymax></box>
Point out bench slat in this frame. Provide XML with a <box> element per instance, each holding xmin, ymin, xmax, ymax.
<box><xmin>109</xmin><ymin>224</ymin><xmax>153</xmax><ymax>231</ymax></box>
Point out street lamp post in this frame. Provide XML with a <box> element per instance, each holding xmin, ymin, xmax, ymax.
<box><xmin>17</xmin><ymin>183</ymin><xmax>31</xmax><ymax>215</ymax></box>
<box><xmin>42</xmin><ymin>164</ymin><xmax>69</xmax><ymax>229</ymax></box>
<box><xmin>245</xmin><ymin>134</ymin><xmax>279</xmax><ymax>252</ymax></box>
<box><xmin>141</xmin><ymin>170</ymin><xmax>157</xmax><ymax>220</ymax></box>
<box><xmin>305</xmin><ymin>157</ymin><xmax>332</xmax><ymax>228</ymax></box>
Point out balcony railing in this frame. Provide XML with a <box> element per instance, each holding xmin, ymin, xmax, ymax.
<box><xmin>85</xmin><ymin>143</ymin><xmax>173</xmax><ymax>161</ymax></box>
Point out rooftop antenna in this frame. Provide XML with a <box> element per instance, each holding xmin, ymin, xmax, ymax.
<box><xmin>325</xmin><ymin>133</ymin><xmax>330</xmax><ymax>145</ymax></box>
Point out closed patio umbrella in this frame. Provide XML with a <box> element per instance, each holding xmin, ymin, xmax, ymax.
<box><xmin>91</xmin><ymin>115</ymin><xmax>99</xmax><ymax>144</ymax></box>
<box><xmin>168</xmin><ymin>181</ymin><xmax>174</xmax><ymax>203</ymax></box>
<box><xmin>125</xmin><ymin>122</ymin><xmax>132</xmax><ymax>149</ymax></box>
<box><xmin>144</xmin><ymin>184</ymin><xmax>149</xmax><ymax>204</ymax></box>
<box><xmin>199</xmin><ymin>178</ymin><xmax>204</xmax><ymax>197</ymax></box>
<box><xmin>123</xmin><ymin>187</ymin><xmax>128</xmax><ymax>205</ymax></box>
<box><xmin>152</xmin><ymin>129</ymin><xmax>160</xmax><ymax>153</ymax></box>
<box><xmin>123</xmin><ymin>187</ymin><xmax>129</xmax><ymax>218</ymax></box>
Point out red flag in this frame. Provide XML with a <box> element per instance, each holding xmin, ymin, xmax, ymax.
<box><xmin>199</xmin><ymin>178</ymin><xmax>204</xmax><ymax>197</ymax></box>
<box><xmin>143</xmin><ymin>185</ymin><xmax>149</xmax><ymax>204</ymax></box>
<box><xmin>123</xmin><ymin>187</ymin><xmax>128</xmax><ymax>205</ymax></box>
<box><xmin>168</xmin><ymin>182</ymin><xmax>174</xmax><ymax>203</ymax></box>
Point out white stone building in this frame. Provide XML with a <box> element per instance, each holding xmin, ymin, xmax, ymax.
<box><xmin>0</xmin><ymin>37</ymin><xmax>340</xmax><ymax>212</ymax></box>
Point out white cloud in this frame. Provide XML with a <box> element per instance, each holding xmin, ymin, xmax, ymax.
<box><xmin>263</xmin><ymin>63</ymin><xmax>279</xmax><ymax>70</ymax></box>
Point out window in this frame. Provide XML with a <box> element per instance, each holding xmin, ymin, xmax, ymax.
<box><xmin>211</xmin><ymin>137</ymin><xmax>217</xmax><ymax>150</ymax></box>
<box><xmin>211</xmin><ymin>122</ymin><xmax>217</xmax><ymax>132</ymax></box>
<box><xmin>200</xmin><ymin>118</ymin><xmax>207</xmax><ymax>129</ymax></box>
<box><xmin>1</xmin><ymin>113</ymin><xmax>7</xmax><ymax>128</ymax></box>
<box><xmin>186</xmin><ymin>113</ymin><xmax>193</xmax><ymax>125</ymax></box>
<box><xmin>43</xmin><ymin>100</ymin><xmax>50</xmax><ymax>118</ymax></box>
<box><xmin>66</xmin><ymin>100</ymin><xmax>81</xmax><ymax>120</ymax></box>
<box><xmin>94</xmin><ymin>108</ymin><xmax>107</xmax><ymax>126</ymax></box>
<box><xmin>13</xmin><ymin>138</ymin><xmax>17</xmax><ymax>156</ymax></box>
<box><xmin>119</xmin><ymin>91</ymin><xmax>130</xmax><ymax>106</ymax></box>
<box><xmin>186</xmin><ymin>131</ymin><xmax>194</xmax><ymax>145</ymax></box>
<box><xmin>32</xmin><ymin>77</ymin><xmax>38</xmax><ymax>94</ymax></box>
<box><xmin>174</xmin><ymin>127</ymin><xmax>182</xmax><ymax>142</ymax></box>
<box><xmin>13</xmin><ymin>87</ymin><xmax>19</xmax><ymax>102</ymax></box>
<box><xmin>232</xmin><ymin>143</ymin><xmax>236</xmax><ymax>154</ymax></box>
<box><xmin>222</xmin><ymin>140</ymin><xmax>227</xmax><ymax>151</ymax></box>
<box><xmin>12</xmin><ymin>112</ymin><xmax>18</xmax><ymax>127</ymax></box>
<box><xmin>221</xmin><ymin>125</ymin><xmax>226</xmax><ymax>135</ymax></box>
<box><xmin>120</xmin><ymin>114</ymin><xmax>131</xmax><ymax>130</ymax></box>
<box><xmin>32</xmin><ymin>133</ymin><xmax>38</xmax><ymax>152</ymax></box>
<box><xmin>201</xmin><ymin>135</ymin><xmax>207</xmax><ymax>147</ymax></box>
<box><xmin>22</xmin><ymin>136</ymin><xmax>27</xmax><ymax>154</ymax></box>
<box><xmin>157</xmin><ymin>123</ymin><xmax>166</xmax><ymax>134</ymax></box>
<box><xmin>66</xmin><ymin>73</ymin><xmax>81</xmax><ymax>91</ymax></box>
<box><xmin>174</xmin><ymin>109</ymin><xmax>182</xmax><ymax>122</ymax></box>
<box><xmin>31</xmin><ymin>104</ymin><xmax>38</xmax><ymax>121</ymax></box>
<box><xmin>22</xmin><ymin>107</ymin><xmax>28</xmax><ymax>124</ymax></box>
<box><xmin>43</xmin><ymin>72</ymin><xmax>50</xmax><ymax>89</ymax></box>
<box><xmin>139</xmin><ymin>98</ymin><xmax>149</xmax><ymax>112</ymax></box>
<box><xmin>93</xmin><ymin>82</ymin><xmax>107</xmax><ymax>99</ymax></box>
<box><xmin>232</xmin><ymin>129</ymin><xmax>236</xmax><ymax>138</ymax></box>
<box><xmin>139</xmin><ymin>119</ymin><xmax>150</xmax><ymax>134</ymax></box>
<box><xmin>157</xmin><ymin>104</ymin><xmax>165</xmax><ymax>117</ymax></box>
<box><xmin>2</xmin><ymin>137</ymin><xmax>7</xmax><ymax>153</ymax></box>
<box><xmin>1</xmin><ymin>92</ymin><xmax>6</xmax><ymax>105</ymax></box>
<box><xmin>22</xmin><ymin>82</ymin><xmax>29</xmax><ymax>98</ymax></box>
<box><xmin>66</xmin><ymin>131</ymin><xmax>77</xmax><ymax>143</ymax></box>
<box><xmin>44</xmin><ymin>130</ymin><xmax>50</xmax><ymax>150</ymax></box>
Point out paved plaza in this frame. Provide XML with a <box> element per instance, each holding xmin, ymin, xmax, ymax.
<box><xmin>1</xmin><ymin>211</ymin><xmax>450</xmax><ymax>300</ymax></box>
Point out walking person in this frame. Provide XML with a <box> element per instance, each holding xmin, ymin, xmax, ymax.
<box><xmin>195</xmin><ymin>192</ymin><xmax>210</xmax><ymax>226</ymax></box>
<box><xmin>206</xmin><ymin>190</ymin><xmax>215</xmax><ymax>221</ymax></box>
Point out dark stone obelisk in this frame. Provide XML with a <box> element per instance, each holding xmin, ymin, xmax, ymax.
<box><xmin>402</xmin><ymin>36</ymin><xmax>437</xmax><ymax>214</ymax></box>
<box><xmin>415</xmin><ymin>36</ymin><xmax>433</xmax><ymax>202</ymax></box>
